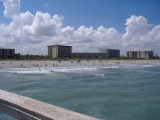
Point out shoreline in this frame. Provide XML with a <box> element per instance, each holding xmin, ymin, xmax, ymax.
<box><xmin>0</xmin><ymin>60</ymin><xmax>160</xmax><ymax>68</ymax></box>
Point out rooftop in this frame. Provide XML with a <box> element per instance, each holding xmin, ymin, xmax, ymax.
<box><xmin>127</xmin><ymin>50</ymin><xmax>153</xmax><ymax>52</ymax></box>
<box><xmin>0</xmin><ymin>48</ymin><xmax>15</xmax><ymax>50</ymax></box>
<box><xmin>48</xmin><ymin>45</ymin><xmax>72</xmax><ymax>47</ymax></box>
<box><xmin>99</xmin><ymin>48</ymin><xmax>120</xmax><ymax>50</ymax></box>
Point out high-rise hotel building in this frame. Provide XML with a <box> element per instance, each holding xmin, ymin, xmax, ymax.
<box><xmin>48</xmin><ymin>45</ymin><xmax>72</xmax><ymax>58</ymax></box>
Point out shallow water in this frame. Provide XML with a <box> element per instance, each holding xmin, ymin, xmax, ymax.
<box><xmin>0</xmin><ymin>63</ymin><xmax>160</xmax><ymax>120</ymax></box>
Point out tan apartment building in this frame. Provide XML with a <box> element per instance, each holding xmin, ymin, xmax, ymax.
<box><xmin>48</xmin><ymin>45</ymin><xmax>72</xmax><ymax>58</ymax></box>
<box><xmin>127</xmin><ymin>50</ymin><xmax>154</xmax><ymax>59</ymax></box>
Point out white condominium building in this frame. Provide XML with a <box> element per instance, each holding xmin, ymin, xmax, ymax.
<box><xmin>127</xmin><ymin>50</ymin><xmax>154</xmax><ymax>59</ymax></box>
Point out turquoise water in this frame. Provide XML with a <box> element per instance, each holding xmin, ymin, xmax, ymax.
<box><xmin>0</xmin><ymin>63</ymin><xmax>160</xmax><ymax>120</ymax></box>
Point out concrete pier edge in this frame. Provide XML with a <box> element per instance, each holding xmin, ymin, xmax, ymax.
<box><xmin>0</xmin><ymin>89</ymin><xmax>99</xmax><ymax>120</ymax></box>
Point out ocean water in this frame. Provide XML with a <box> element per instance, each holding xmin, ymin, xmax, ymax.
<box><xmin>0</xmin><ymin>63</ymin><xmax>160</xmax><ymax>120</ymax></box>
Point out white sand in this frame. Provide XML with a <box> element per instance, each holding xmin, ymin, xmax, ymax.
<box><xmin>0</xmin><ymin>60</ymin><xmax>160</xmax><ymax>68</ymax></box>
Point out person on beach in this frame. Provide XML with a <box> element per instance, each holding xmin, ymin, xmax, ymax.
<box><xmin>77</xmin><ymin>60</ymin><xmax>80</xmax><ymax>62</ymax></box>
<box><xmin>57</xmin><ymin>59</ymin><xmax>61</xmax><ymax>63</ymax></box>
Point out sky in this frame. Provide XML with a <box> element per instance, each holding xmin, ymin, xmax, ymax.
<box><xmin>0</xmin><ymin>0</ymin><xmax>160</xmax><ymax>55</ymax></box>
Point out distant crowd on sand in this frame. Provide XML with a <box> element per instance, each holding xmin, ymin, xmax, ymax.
<box><xmin>0</xmin><ymin>60</ymin><xmax>160</xmax><ymax>69</ymax></box>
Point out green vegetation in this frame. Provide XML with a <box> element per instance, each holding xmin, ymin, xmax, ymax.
<box><xmin>44</xmin><ymin>56</ymin><xmax>160</xmax><ymax>61</ymax></box>
<box><xmin>1</xmin><ymin>55</ymin><xmax>160</xmax><ymax>61</ymax></box>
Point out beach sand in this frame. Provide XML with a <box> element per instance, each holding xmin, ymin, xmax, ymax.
<box><xmin>0</xmin><ymin>60</ymin><xmax>160</xmax><ymax>68</ymax></box>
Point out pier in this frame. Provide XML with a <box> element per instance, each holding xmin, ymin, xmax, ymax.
<box><xmin>0</xmin><ymin>89</ymin><xmax>99</xmax><ymax>120</ymax></box>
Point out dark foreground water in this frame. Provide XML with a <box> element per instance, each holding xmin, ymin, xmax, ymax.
<box><xmin>0</xmin><ymin>63</ymin><xmax>160</xmax><ymax>120</ymax></box>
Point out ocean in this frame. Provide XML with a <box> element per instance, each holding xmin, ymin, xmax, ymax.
<box><xmin>0</xmin><ymin>63</ymin><xmax>160</xmax><ymax>120</ymax></box>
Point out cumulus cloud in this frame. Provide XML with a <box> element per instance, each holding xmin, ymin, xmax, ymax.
<box><xmin>122</xmin><ymin>15</ymin><xmax>160</xmax><ymax>54</ymax></box>
<box><xmin>0</xmin><ymin>0</ymin><xmax>160</xmax><ymax>55</ymax></box>
<box><xmin>23</xmin><ymin>12</ymin><xmax>63</xmax><ymax>37</ymax></box>
<box><xmin>0</xmin><ymin>0</ymin><xmax>20</xmax><ymax>18</ymax></box>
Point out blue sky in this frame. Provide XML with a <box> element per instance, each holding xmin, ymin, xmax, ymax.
<box><xmin>15</xmin><ymin>0</ymin><xmax>160</xmax><ymax>33</ymax></box>
<box><xmin>1</xmin><ymin>0</ymin><xmax>160</xmax><ymax>33</ymax></box>
<box><xmin>0</xmin><ymin>0</ymin><xmax>160</xmax><ymax>55</ymax></box>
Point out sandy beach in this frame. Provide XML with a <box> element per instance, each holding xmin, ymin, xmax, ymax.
<box><xmin>0</xmin><ymin>60</ymin><xmax>160</xmax><ymax>68</ymax></box>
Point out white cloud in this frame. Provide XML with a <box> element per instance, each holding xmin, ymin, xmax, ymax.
<box><xmin>23</xmin><ymin>12</ymin><xmax>63</xmax><ymax>37</ymax></box>
<box><xmin>0</xmin><ymin>0</ymin><xmax>20</xmax><ymax>18</ymax></box>
<box><xmin>122</xmin><ymin>15</ymin><xmax>160</xmax><ymax>54</ymax></box>
<box><xmin>44</xmin><ymin>3</ymin><xmax>49</xmax><ymax>10</ymax></box>
<box><xmin>0</xmin><ymin>0</ymin><xmax>160</xmax><ymax>55</ymax></box>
